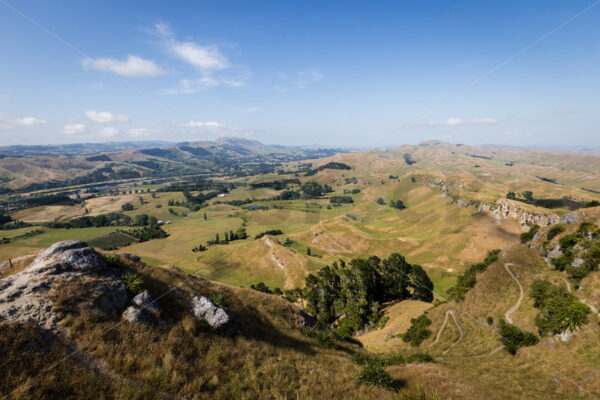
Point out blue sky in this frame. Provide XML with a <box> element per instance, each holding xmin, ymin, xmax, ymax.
<box><xmin>0</xmin><ymin>0</ymin><xmax>599</xmax><ymax>147</ymax></box>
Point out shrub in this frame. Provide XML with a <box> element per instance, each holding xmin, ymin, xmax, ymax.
<box><xmin>254</xmin><ymin>229</ymin><xmax>284</xmax><ymax>239</ymax></box>
<box><xmin>529</xmin><ymin>280</ymin><xmax>590</xmax><ymax>336</ymax></box>
<box><xmin>486</xmin><ymin>316</ymin><xmax>494</xmax><ymax>326</ymax></box>
<box><xmin>403</xmin><ymin>315</ymin><xmax>432</xmax><ymax>347</ymax></box>
<box><xmin>354</xmin><ymin>359</ymin><xmax>395</xmax><ymax>390</ymax></box>
<box><xmin>585</xmin><ymin>200</ymin><xmax>600</xmax><ymax>208</ymax></box>
<box><xmin>351</xmin><ymin>353</ymin><xmax>405</xmax><ymax>367</ymax></box>
<box><xmin>302</xmin><ymin>327</ymin><xmax>336</xmax><ymax>348</ymax></box>
<box><xmin>330</xmin><ymin>195</ymin><xmax>354</xmax><ymax>204</ymax></box>
<box><xmin>559</xmin><ymin>234</ymin><xmax>578</xmax><ymax>249</ymax></box>
<box><xmin>210</xmin><ymin>293</ymin><xmax>228</xmax><ymax>308</ymax></box>
<box><xmin>406</xmin><ymin>353</ymin><xmax>434</xmax><ymax>363</ymax></box>
<box><xmin>121</xmin><ymin>202</ymin><xmax>135</xmax><ymax>211</ymax></box>
<box><xmin>520</xmin><ymin>224</ymin><xmax>540</xmax><ymax>243</ymax></box>
<box><xmin>102</xmin><ymin>254</ymin><xmax>124</xmax><ymax>270</ymax></box>
<box><xmin>546</xmin><ymin>225</ymin><xmax>565</xmax><ymax>241</ymax></box>
<box><xmin>376</xmin><ymin>197</ymin><xmax>386</xmax><ymax>205</ymax></box>
<box><xmin>390</xmin><ymin>199</ymin><xmax>406</xmax><ymax>209</ymax></box>
<box><xmin>498</xmin><ymin>319</ymin><xmax>539</xmax><ymax>354</ymax></box>
<box><xmin>447</xmin><ymin>249</ymin><xmax>501</xmax><ymax>301</ymax></box>
<box><xmin>250</xmin><ymin>282</ymin><xmax>273</xmax><ymax>294</ymax></box>
<box><xmin>122</xmin><ymin>272</ymin><xmax>145</xmax><ymax>296</ymax></box>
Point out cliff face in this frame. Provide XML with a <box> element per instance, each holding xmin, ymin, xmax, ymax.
<box><xmin>478</xmin><ymin>199</ymin><xmax>560</xmax><ymax>227</ymax></box>
<box><xmin>426</xmin><ymin>178</ymin><xmax>561</xmax><ymax>227</ymax></box>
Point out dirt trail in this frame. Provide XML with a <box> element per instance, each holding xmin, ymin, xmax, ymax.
<box><xmin>561</xmin><ymin>277</ymin><xmax>598</xmax><ymax>314</ymax></box>
<box><xmin>504</xmin><ymin>263</ymin><xmax>523</xmax><ymax>324</ymax></box>
<box><xmin>263</xmin><ymin>236</ymin><xmax>293</xmax><ymax>289</ymax></box>
<box><xmin>431</xmin><ymin>310</ymin><xmax>464</xmax><ymax>354</ymax></box>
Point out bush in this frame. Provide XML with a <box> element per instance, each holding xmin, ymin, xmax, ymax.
<box><xmin>559</xmin><ymin>233</ymin><xmax>578</xmax><ymax>249</ymax></box>
<box><xmin>122</xmin><ymin>272</ymin><xmax>145</xmax><ymax>296</ymax></box>
<box><xmin>406</xmin><ymin>353</ymin><xmax>434</xmax><ymax>363</ymax></box>
<box><xmin>210</xmin><ymin>293</ymin><xmax>229</xmax><ymax>308</ymax></box>
<box><xmin>486</xmin><ymin>316</ymin><xmax>494</xmax><ymax>326</ymax></box>
<box><xmin>447</xmin><ymin>249</ymin><xmax>501</xmax><ymax>301</ymax></box>
<box><xmin>330</xmin><ymin>195</ymin><xmax>354</xmax><ymax>204</ymax></box>
<box><xmin>403</xmin><ymin>315</ymin><xmax>432</xmax><ymax>347</ymax></box>
<box><xmin>302</xmin><ymin>327</ymin><xmax>336</xmax><ymax>348</ymax></box>
<box><xmin>102</xmin><ymin>254</ymin><xmax>125</xmax><ymax>269</ymax></box>
<box><xmin>351</xmin><ymin>353</ymin><xmax>405</xmax><ymax>366</ymax></box>
<box><xmin>390</xmin><ymin>199</ymin><xmax>406</xmax><ymax>209</ymax></box>
<box><xmin>354</xmin><ymin>359</ymin><xmax>395</xmax><ymax>390</ymax></box>
<box><xmin>250</xmin><ymin>282</ymin><xmax>273</xmax><ymax>294</ymax></box>
<box><xmin>520</xmin><ymin>224</ymin><xmax>540</xmax><ymax>243</ymax></box>
<box><xmin>498</xmin><ymin>319</ymin><xmax>539</xmax><ymax>355</ymax></box>
<box><xmin>121</xmin><ymin>202</ymin><xmax>135</xmax><ymax>211</ymax></box>
<box><xmin>546</xmin><ymin>225</ymin><xmax>565</xmax><ymax>241</ymax></box>
<box><xmin>254</xmin><ymin>229</ymin><xmax>284</xmax><ymax>239</ymax></box>
<box><xmin>529</xmin><ymin>280</ymin><xmax>590</xmax><ymax>336</ymax></box>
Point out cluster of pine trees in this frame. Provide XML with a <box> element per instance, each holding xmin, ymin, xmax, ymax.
<box><xmin>207</xmin><ymin>228</ymin><xmax>248</xmax><ymax>245</ymax></box>
<box><xmin>303</xmin><ymin>253</ymin><xmax>433</xmax><ymax>335</ymax></box>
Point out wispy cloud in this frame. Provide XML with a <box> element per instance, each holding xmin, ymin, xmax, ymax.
<box><xmin>156</xmin><ymin>23</ymin><xmax>248</xmax><ymax>94</ymax></box>
<box><xmin>472</xmin><ymin>117</ymin><xmax>497</xmax><ymax>125</ymax></box>
<box><xmin>294</xmin><ymin>69</ymin><xmax>323</xmax><ymax>89</ymax></box>
<box><xmin>427</xmin><ymin>117</ymin><xmax>497</xmax><ymax>127</ymax></box>
<box><xmin>242</xmin><ymin>107</ymin><xmax>261</xmax><ymax>114</ymax></box>
<box><xmin>82</xmin><ymin>55</ymin><xmax>164</xmax><ymax>77</ymax></box>
<box><xmin>85</xmin><ymin>110</ymin><xmax>129</xmax><ymax>123</ymax></box>
<box><xmin>428</xmin><ymin>117</ymin><xmax>464</xmax><ymax>127</ymax></box>
<box><xmin>12</xmin><ymin>116</ymin><xmax>46</xmax><ymax>126</ymax></box>
<box><xmin>553</xmin><ymin>107</ymin><xmax>572</xmax><ymax>114</ymax></box>
<box><xmin>128</xmin><ymin>128</ymin><xmax>159</xmax><ymax>138</ymax></box>
<box><xmin>180</xmin><ymin>120</ymin><xmax>225</xmax><ymax>129</ymax></box>
<box><xmin>99</xmin><ymin>127</ymin><xmax>119</xmax><ymax>137</ymax></box>
<box><xmin>63</xmin><ymin>123</ymin><xmax>86</xmax><ymax>135</ymax></box>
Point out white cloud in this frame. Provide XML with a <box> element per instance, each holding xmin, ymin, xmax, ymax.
<box><xmin>156</xmin><ymin>23</ymin><xmax>248</xmax><ymax>94</ymax></box>
<box><xmin>428</xmin><ymin>117</ymin><xmax>464</xmax><ymax>127</ymax></box>
<box><xmin>82</xmin><ymin>55</ymin><xmax>164</xmax><ymax>77</ymax></box>
<box><xmin>164</xmin><ymin>75</ymin><xmax>246</xmax><ymax>94</ymax></box>
<box><xmin>99</xmin><ymin>127</ymin><xmax>119</xmax><ymax>137</ymax></box>
<box><xmin>12</xmin><ymin>117</ymin><xmax>46</xmax><ymax>126</ymax></box>
<box><xmin>155</xmin><ymin>23</ymin><xmax>228</xmax><ymax>72</ymax></box>
<box><xmin>553</xmin><ymin>107</ymin><xmax>572</xmax><ymax>114</ymax></box>
<box><xmin>294</xmin><ymin>69</ymin><xmax>324</xmax><ymax>89</ymax></box>
<box><xmin>180</xmin><ymin>120</ymin><xmax>225</xmax><ymax>129</ymax></box>
<box><xmin>85</xmin><ymin>110</ymin><xmax>129</xmax><ymax>123</ymax></box>
<box><xmin>242</xmin><ymin>107</ymin><xmax>261</xmax><ymax>114</ymax></box>
<box><xmin>128</xmin><ymin>128</ymin><xmax>159</xmax><ymax>137</ymax></box>
<box><xmin>63</xmin><ymin>124</ymin><xmax>86</xmax><ymax>135</ymax></box>
<box><xmin>472</xmin><ymin>118</ymin><xmax>497</xmax><ymax>125</ymax></box>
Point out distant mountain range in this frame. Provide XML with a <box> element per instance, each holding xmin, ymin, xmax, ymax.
<box><xmin>0</xmin><ymin>137</ymin><xmax>351</xmax><ymax>192</ymax></box>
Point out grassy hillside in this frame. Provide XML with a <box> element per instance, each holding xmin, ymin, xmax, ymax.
<box><xmin>359</xmin><ymin>226</ymin><xmax>600</xmax><ymax>399</ymax></box>
<box><xmin>0</xmin><ymin>252</ymin><xmax>439</xmax><ymax>400</ymax></box>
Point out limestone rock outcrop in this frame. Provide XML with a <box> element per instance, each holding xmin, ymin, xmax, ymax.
<box><xmin>0</xmin><ymin>241</ymin><xmax>128</xmax><ymax>330</ymax></box>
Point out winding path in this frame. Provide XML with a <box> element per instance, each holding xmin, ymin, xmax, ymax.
<box><xmin>431</xmin><ymin>310</ymin><xmax>464</xmax><ymax>354</ymax></box>
<box><xmin>562</xmin><ymin>277</ymin><xmax>599</xmax><ymax>315</ymax></box>
<box><xmin>263</xmin><ymin>236</ymin><xmax>291</xmax><ymax>288</ymax></box>
<box><xmin>504</xmin><ymin>263</ymin><xmax>524</xmax><ymax>324</ymax></box>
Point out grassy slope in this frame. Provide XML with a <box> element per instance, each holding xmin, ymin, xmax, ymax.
<box><xmin>361</xmin><ymin>238</ymin><xmax>600</xmax><ymax>399</ymax></box>
<box><xmin>0</xmin><ymin>255</ymin><xmax>433</xmax><ymax>400</ymax></box>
